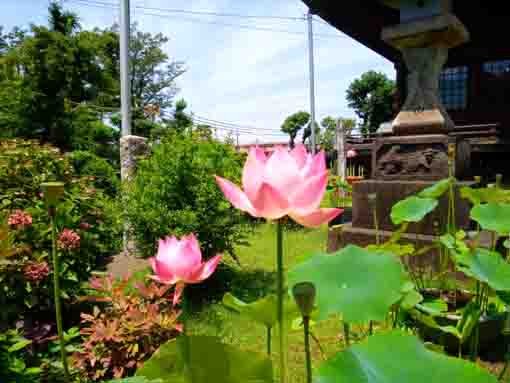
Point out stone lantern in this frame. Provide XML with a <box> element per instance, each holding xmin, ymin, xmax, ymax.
<box><xmin>371</xmin><ymin>0</ymin><xmax>469</xmax><ymax>180</ymax></box>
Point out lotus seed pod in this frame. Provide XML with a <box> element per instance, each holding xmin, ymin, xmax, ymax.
<box><xmin>292</xmin><ymin>282</ymin><xmax>316</xmax><ymax>318</ymax></box>
<box><xmin>41</xmin><ymin>182</ymin><xmax>65</xmax><ymax>208</ymax></box>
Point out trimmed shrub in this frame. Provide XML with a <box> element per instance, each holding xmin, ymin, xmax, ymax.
<box><xmin>124</xmin><ymin>133</ymin><xmax>252</xmax><ymax>261</ymax></box>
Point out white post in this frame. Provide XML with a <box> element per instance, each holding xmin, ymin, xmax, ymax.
<box><xmin>336</xmin><ymin>119</ymin><xmax>346</xmax><ymax>180</ymax></box>
<box><xmin>307</xmin><ymin>10</ymin><xmax>317</xmax><ymax>154</ymax></box>
<box><xmin>120</xmin><ymin>0</ymin><xmax>131</xmax><ymax>137</ymax></box>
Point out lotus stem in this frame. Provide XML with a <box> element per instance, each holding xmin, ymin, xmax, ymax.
<box><xmin>267</xmin><ymin>326</ymin><xmax>272</xmax><ymax>356</ymax></box>
<box><xmin>276</xmin><ymin>219</ymin><xmax>287</xmax><ymax>383</ymax></box>
<box><xmin>343</xmin><ymin>322</ymin><xmax>350</xmax><ymax>347</ymax></box>
<box><xmin>303</xmin><ymin>316</ymin><xmax>312</xmax><ymax>383</ymax></box>
<box><xmin>50</xmin><ymin>212</ymin><xmax>70</xmax><ymax>383</ymax></box>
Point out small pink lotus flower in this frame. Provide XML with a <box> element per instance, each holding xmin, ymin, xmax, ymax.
<box><xmin>346</xmin><ymin>149</ymin><xmax>358</xmax><ymax>158</ymax></box>
<box><xmin>149</xmin><ymin>234</ymin><xmax>222</xmax><ymax>306</ymax></box>
<box><xmin>215</xmin><ymin>144</ymin><xmax>342</xmax><ymax>227</ymax></box>
<box><xmin>57</xmin><ymin>228</ymin><xmax>80</xmax><ymax>251</ymax></box>
<box><xmin>8</xmin><ymin>210</ymin><xmax>32</xmax><ymax>227</ymax></box>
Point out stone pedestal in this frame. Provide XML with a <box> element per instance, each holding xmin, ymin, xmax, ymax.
<box><xmin>351</xmin><ymin>180</ymin><xmax>474</xmax><ymax>235</ymax></box>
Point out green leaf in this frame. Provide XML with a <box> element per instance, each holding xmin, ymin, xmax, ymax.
<box><xmin>461</xmin><ymin>187</ymin><xmax>510</xmax><ymax>205</ymax></box>
<box><xmin>287</xmin><ymin>245</ymin><xmax>408</xmax><ymax>322</ymax></box>
<box><xmin>471</xmin><ymin>203</ymin><xmax>510</xmax><ymax>235</ymax></box>
<box><xmin>390</xmin><ymin>196</ymin><xmax>438</xmax><ymax>225</ymax></box>
<box><xmin>418</xmin><ymin>179</ymin><xmax>452</xmax><ymax>199</ymax></box>
<box><xmin>223</xmin><ymin>293</ymin><xmax>299</xmax><ymax>328</ymax></box>
<box><xmin>316</xmin><ymin>331</ymin><xmax>497</xmax><ymax>383</ymax></box>
<box><xmin>7</xmin><ymin>338</ymin><xmax>32</xmax><ymax>352</ymax></box>
<box><xmin>106</xmin><ymin>378</ymin><xmax>162</xmax><ymax>383</ymax></box>
<box><xmin>25</xmin><ymin>367</ymin><xmax>43</xmax><ymax>375</ymax></box>
<box><xmin>419</xmin><ymin>299</ymin><xmax>448</xmax><ymax>316</ymax></box>
<box><xmin>400</xmin><ymin>289</ymin><xmax>423</xmax><ymax>311</ymax></box>
<box><xmin>455</xmin><ymin>248</ymin><xmax>510</xmax><ymax>291</ymax></box>
<box><xmin>136</xmin><ymin>336</ymin><xmax>273</xmax><ymax>383</ymax></box>
<box><xmin>457</xmin><ymin>301</ymin><xmax>481</xmax><ymax>344</ymax></box>
<box><xmin>409</xmin><ymin>309</ymin><xmax>460</xmax><ymax>339</ymax></box>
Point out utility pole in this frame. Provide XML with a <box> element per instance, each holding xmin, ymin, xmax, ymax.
<box><xmin>236</xmin><ymin>129</ymin><xmax>240</xmax><ymax>150</ymax></box>
<box><xmin>120</xmin><ymin>0</ymin><xmax>131</xmax><ymax>136</ymax></box>
<box><xmin>336</xmin><ymin>119</ymin><xmax>346</xmax><ymax>180</ymax></box>
<box><xmin>307</xmin><ymin>10</ymin><xmax>317</xmax><ymax>154</ymax></box>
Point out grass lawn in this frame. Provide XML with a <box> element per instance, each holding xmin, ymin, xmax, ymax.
<box><xmin>188</xmin><ymin>222</ymin><xmax>346</xmax><ymax>382</ymax></box>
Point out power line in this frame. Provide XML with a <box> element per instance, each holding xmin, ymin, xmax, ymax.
<box><xmin>68</xmin><ymin>0</ymin><xmax>346</xmax><ymax>39</ymax></box>
<box><xmin>69</xmin><ymin>0</ymin><xmax>305</xmax><ymax>21</ymax></box>
<box><xmin>188</xmin><ymin>114</ymin><xmax>284</xmax><ymax>133</ymax></box>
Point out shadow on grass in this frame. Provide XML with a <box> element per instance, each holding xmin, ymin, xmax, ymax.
<box><xmin>186</xmin><ymin>262</ymin><xmax>276</xmax><ymax>311</ymax></box>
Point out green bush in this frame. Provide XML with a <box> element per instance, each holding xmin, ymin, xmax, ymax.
<box><xmin>124</xmin><ymin>133</ymin><xmax>253</xmax><ymax>260</ymax></box>
<box><xmin>0</xmin><ymin>139</ymin><xmax>122</xmax><ymax>326</ymax></box>
<box><xmin>69</xmin><ymin>150</ymin><xmax>120</xmax><ymax>196</ymax></box>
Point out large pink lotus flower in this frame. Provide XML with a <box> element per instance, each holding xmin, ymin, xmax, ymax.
<box><xmin>149</xmin><ymin>234</ymin><xmax>222</xmax><ymax>306</ymax></box>
<box><xmin>215</xmin><ymin>144</ymin><xmax>342</xmax><ymax>227</ymax></box>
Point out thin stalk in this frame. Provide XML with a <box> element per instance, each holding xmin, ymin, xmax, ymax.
<box><xmin>343</xmin><ymin>322</ymin><xmax>350</xmax><ymax>347</ymax></box>
<box><xmin>267</xmin><ymin>326</ymin><xmax>272</xmax><ymax>356</ymax></box>
<box><xmin>369</xmin><ymin>321</ymin><xmax>374</xmax><ymax>336</ymax></box>
<box><xmin>373</xmin><ymin>203</ymin><xmax>380</xmax><ymax>245</ymax></box>
<box><xmin>393</xmin><ymin>306</ymin><xmax>400</xmax><ymax>329</ymax></box>
<box><xmin>50</xmin><ymin>213</ymin><xmax>70</xmax><ymax>382</ymax></box>
<box><xmin>276</xmin><ymin>220</ymin><xmax>287</xmax><ymax>383</ymax></box>
<box><xmin>310</xmin><ymin>330</ymin><xmax>326</xmax><ymax>359</ymax></box>
<box><xmin>499</xmin><ymin>362</ymin><xmax>508</xmax><ymax>381</ymax></box>
<box><xmin>303</xmin><ymin>316</ymin><xmax>312</xmax><ymax>383</ymax></box>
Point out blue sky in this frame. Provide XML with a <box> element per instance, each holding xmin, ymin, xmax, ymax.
<box><xmin>1</xmin><ymin>0</ymin><xmax>394</xmax><ymax>143</ymax></box>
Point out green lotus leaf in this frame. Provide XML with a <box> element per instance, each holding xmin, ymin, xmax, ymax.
<box><xmin>390</xmin><ymin>196</ymin><xmax>438</xmax><ymax>225</ymax></box>
<box><xmin>400</xmin><ymin>289</ymin><xmax>423</xmax><ymax>311</ymax></box>
<box><xmin>222</xmin><ymin>293</ymin><xmax>300</xmax><ymax>328</ymax></box>
<box><xmin>418</xmin><ymin>178</ymin><xmax>452</xmax><ymax>199</ymax></box>
<box><xmin>470</xmin><ymin>203</ymin><xmax>510</xmax><ymax>235</ymax></box>
<box><xmin>316</xmin><ymin>331</ymin><xmax>497</xmax><ymax>383</ymax></box>
<box><xmin>136</xmin><ymin>336</ymin><xmax>273</xmax><ymax>383</ymax></box>
<box><xmin>455</xmin><ymin>248</ymin><xmax>510</xmax><ymax>291</ymax></box>
<box><xmin>461</xmin><ymin>187</ymin><xmax>510</xmax><ymax>205</ymax></box>
<box><xmin>287</xmin><ymin>245</ymin><xmax>407</xmax><ymax>323</ymax></box>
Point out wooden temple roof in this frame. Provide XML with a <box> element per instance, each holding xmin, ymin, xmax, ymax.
<box><xmin>303</xmin><ymin>1</ymin><xmax>510</xmax><ymax>67</ymax></box>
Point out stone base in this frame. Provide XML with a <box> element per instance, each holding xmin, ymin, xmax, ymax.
<box><xmin>373</xmin><ymin>134</ymin><xmax>453</xmax><ymax>180</ymax></box>
<box><xmin>352</xmin><ymin>180</ymin><xmax>474</xmax><ymax>235</ymax></box>
<box><xmin>328</xmin><ymin>224</ymin><xmax>492</xmax><ymax>274</ymax></box>
<box><xmin>328</xmin><ymin>224</ymin><xmax>442</xmax><ymax>272</ymax></box>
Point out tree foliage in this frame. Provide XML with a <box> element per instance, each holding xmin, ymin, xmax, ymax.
<box><xmin>346</xmin><ymin>71</ymin><xmax>395</xmax><ymax>136</ymax></box>
<box><xmin>0</xmin><ymin>3</ymin><xmax>186</xmax><ymax>153</ymax></box>
<box><xmin>319</xmin><ymin>117</ymin><xmax>356</xmax><ymax>151</ymax></box>
<box><xmin>280</xmin><ymin>111</ymin><xmax>310</xmax><ymax>149</ymax></box>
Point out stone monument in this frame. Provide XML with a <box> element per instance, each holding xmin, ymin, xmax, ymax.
<box><xmin>329</xmin><ymin>0</ymin><xmax>474</xmax><ymax>268</ymax></box>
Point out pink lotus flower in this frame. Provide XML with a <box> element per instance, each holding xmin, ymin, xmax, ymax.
<box><xmin>346</xmin><ymin>149</ymin><xmax>358</xmax><ymax>158</ymax></box>
<box><xmin>215</xmin><ymin>144</ymin><xmax>342</xmax><ymax>227</ymax></box>
<box><xmin>149</xmin><ymin>234</ymin><xmax>222</xmax><ymax>306</ymax></box>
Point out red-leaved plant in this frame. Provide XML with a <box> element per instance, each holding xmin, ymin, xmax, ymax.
<box><xmin>73</xmin><ymin>274</ymin><xmax>182</xmax><ymax>381</ymax></box>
